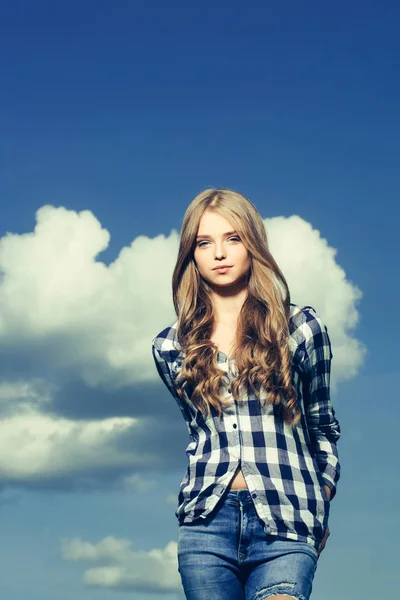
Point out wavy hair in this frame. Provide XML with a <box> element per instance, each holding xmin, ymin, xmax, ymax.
<box><xmin>171</xmin><ymin>188</ymin><xmax>301</xmax><ymax>427</ymax></box>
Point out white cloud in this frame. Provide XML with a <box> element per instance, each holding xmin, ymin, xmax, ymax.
<box><xmin>266</xmin><ymin>214</ymin><xmax>366</xmax><ymax>382</ymax></box>
<box><xmin>0</xmin><ymin>205</ymin><xmax>179</xmax><ymax>388</ymax></box>
<box><xmin>61</xmin><ymin>535</ymin><xmax>181</xmax><ymax>592</ymax></box>
<box><xmin>0</xmin><ymin>383</ymin><xmax>137</xmax><ymax>480</ymax></box>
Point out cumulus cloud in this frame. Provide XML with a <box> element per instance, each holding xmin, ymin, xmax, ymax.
<box><xmin>0</xmin><ymin>204</ymin><xmax>365</xmax><ymax>489</ymax></box>
<box><xmin>0</xmin><ymin>205</ymin><xmax>364</xmax><ymax>387</ymax></box>
<box><xmin>267</xmin><ymin>214</ymin><xmax>366</xmax><ymax>381</ymax></box>
<box><xmin>0</xmin><ymin>376</ymin><xmax>187</xmax><ymax>488</ymax></box>
<box><xmin>0</xmin><ymin>205</ymin><xmax>178</xmax><ymax>388</ymax></box>
<box><xmin>0</xmin><ymin>378</ymin><xmax>189</xmax><ymax>490</ymax></box>
<box><xmin>61</xmin><ymin>535</ymin><xmax>181</xmax><ymax>593</ymax></box>
<box><xmin>0</xmin><ymin>378</ymin><xmax>137</xmax><ymax>484</ymax></box>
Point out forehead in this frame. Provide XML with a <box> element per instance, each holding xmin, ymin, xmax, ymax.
<box><xmin>197</xmin><ymin>210</ymin><xmax>235</xmax><ymax>233</ymax></box>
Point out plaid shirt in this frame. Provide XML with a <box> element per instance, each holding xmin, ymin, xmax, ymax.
<box><xmin>151</xmin><ymin>303</ymin><xmax>341</xmax><ymax>550</ymax></box>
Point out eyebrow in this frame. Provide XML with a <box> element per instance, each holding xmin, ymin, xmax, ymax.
<box><xmin>195</xmin><ymin>230</ymin><xmax>238</xmax><ymax>240</ymax></box>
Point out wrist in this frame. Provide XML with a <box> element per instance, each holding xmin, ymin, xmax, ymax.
<box><xmin>324</xmin><ymin>484</ymin><xmax>332</xmax><ymax>501</ymax></box>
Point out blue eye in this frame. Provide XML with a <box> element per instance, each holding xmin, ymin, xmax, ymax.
<box><xmin>197</xmin><ymin>237</ymin><xmax>240</xmax><ymax>247</ymax></box>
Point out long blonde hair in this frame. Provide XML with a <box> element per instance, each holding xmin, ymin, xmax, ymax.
<box><xmin>172</xmin><ymin>187</ymin><xmax>301</xmax><ymax>427</ymax></box>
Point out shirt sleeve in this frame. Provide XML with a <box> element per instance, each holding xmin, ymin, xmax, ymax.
<box><xmin>302</xmin><ymin>307</ymin><xmax>341</xmax><ymax>501</ymax></box>
<box><xmin>151</xmin><ymin>343</ymin><xmax>177</xmax><ymax>398</ymax></box>
<box><xmin>151</xmin><ymin>342</ymin><xmax>193</xmax><ymax>436</ymax></box>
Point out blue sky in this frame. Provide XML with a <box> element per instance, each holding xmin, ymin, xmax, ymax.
<box><xmin>0</xmin><ymin>1</ymin><xmax>398</xmax><ymax>598</ymax></box>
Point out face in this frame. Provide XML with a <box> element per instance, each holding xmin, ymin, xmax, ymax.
<box><xmin>193</xmin><ymin>210</ymin><xmax>251</xmax><ymax>290</ymax></box>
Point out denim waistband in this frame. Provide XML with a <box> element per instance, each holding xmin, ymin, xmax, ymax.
<box><xmin>225</xmin><ymin>488</ymin><xmax>253</xmax><ymax>505</ymax></box>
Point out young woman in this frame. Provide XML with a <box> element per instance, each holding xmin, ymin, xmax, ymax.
<box><xmin>151</xmin><ymin>188</ymin><xmax>341</xmax><ymax>600</ymax></box>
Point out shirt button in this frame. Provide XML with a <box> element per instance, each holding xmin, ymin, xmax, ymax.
<box><xmin>252</xmin><ymin>493</ymin><xmax>257</xmax><ymax>499</ymax></box>
<box><xmin>233</xmin><ymin>423</ymin><xmax>237</xmax><ymax>428</ymax></box>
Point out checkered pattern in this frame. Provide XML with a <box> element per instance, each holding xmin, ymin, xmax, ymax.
<box><xmin>151</xmin><ymin>303</ymin><xmax>341</xmax><ymax>549</ymax></box>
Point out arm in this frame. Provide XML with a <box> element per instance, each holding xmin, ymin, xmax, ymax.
<box><xmin>151</xmin><ymin>342</ymin><xmax>193</xmax><ymax>436</ymax></box>
<box><xmin>323</xmin><ymin>485</ymin><xmax>332</xmax><ymax>501</ymax></box>
<box><xmin>151</xmin><ymin>342</ymin><xmax>178</xmax><ymax>400</ymax></box>
<box><xmin>302</xmin><ymin>307</ymin><xmax>341</xmax><ymax>501</ymax></box>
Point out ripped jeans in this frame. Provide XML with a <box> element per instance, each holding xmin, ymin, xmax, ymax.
<box><xmin>177</xmin><ymin>489</ymin><xmax>318</xmax><ymax>600</ymax></box>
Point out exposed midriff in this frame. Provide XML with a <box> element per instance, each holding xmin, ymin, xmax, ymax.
<box><xmin>227</xmin><ymin>464</ymin><xmax>248</xmax><ymax>490</ymax></box>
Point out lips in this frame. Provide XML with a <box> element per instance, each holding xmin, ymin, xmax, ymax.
<box><xmin>214</xmin><ymin>266</ymin><xmax>232</xmax><ymax>270</ymax></box>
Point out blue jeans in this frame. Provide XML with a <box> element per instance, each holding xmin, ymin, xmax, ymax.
<box><xmin>177</xmin><ymin>489</ymin><xmax>318</xmax><ymax>600</ymax></box>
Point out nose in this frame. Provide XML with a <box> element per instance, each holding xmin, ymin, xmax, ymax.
<box><xmin>214</xmin><ymin>242</ymin><xmax>226</xmax><ymax>259</ymax></box>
